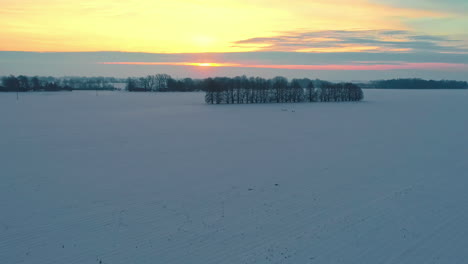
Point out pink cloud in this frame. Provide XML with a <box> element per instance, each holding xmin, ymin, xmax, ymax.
<box><xmin>100</xmin><ymin>62</ymin><xmax>468</xmax><ymax>71</ymax></box>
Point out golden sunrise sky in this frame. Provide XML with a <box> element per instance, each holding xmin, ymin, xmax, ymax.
<box><xmin>1</xmin><ymin>0</ymin><xmax>465</xmax><ymax>53</ymax></box>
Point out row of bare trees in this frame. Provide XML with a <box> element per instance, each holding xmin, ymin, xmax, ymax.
<box><xmin>368</xmin><ymin>78</ymin><xmax>468</xmax><ymax>89</ymax></box>
<box><xmin>1</xmin><ymin>75</ymin><xmax>72</xmax><ymax>92</ymax></box>
<box><xmin>204</xmin><ymin>76</ymin><xmax>364</xmax><ymax>104</ymax></box>
<box><xmin>1</xmin><ymin>75</ymin><xmax>121</xmax><ymax>92</ymax></box>
<box><xmin>126</xmin><ymin>74</ymin><xmax>172</xmax><ymax>91</ymax></box>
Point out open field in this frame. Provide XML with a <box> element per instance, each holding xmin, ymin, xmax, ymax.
<box><xmin>1</xmin><ymin>90</ymin><xmax>468</xmax><ymax>264</ymax></box>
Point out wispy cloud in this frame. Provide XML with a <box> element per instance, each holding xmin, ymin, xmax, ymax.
<box><xmin>233</xmin><ymin>30</ymin><xmax>468</xmax><ymax>53</ymax></box>
<box><xmin>372</xmin><ymin>0</ymin><xmax>468</xmax><ymax>14</ymax></box>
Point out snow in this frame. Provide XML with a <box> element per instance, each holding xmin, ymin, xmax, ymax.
<box><xmin>1</xmin><ymin>90</ymin><xmax>468</xmax><ymax>264</ymax></box>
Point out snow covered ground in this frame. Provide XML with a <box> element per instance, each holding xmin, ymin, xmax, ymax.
<box><xmin>1</xmin><ymin>89</ymin><xmax>468</xmax><ymax>264</ymax></box>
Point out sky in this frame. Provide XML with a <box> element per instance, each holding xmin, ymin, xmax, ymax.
<box><xmin>1</xmin><ymin>0</ymin><xmax>467</xmax><ymax>80</ymax></box>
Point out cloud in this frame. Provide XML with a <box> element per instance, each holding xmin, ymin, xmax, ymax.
<box><xmin>101</xmin><ymin>61</ymin><xmax>468</xmax><ymax>71</ymax></box>
<box><xmin>233</xmin><ymin>30</ymin><xmax>468</xmax><ymax>53</ymax></box>
<box><xmin>372</xmin><ymin>0</ymin><xmax>468</xmax><ymax>14</ymax></box>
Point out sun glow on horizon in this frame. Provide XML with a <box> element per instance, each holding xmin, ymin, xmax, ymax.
<box><xmin>197</xmin><ymin>63</ymin><xmax>215</xmax><ymax>67</ymax></box>
<box><xmin>100</xmin><ymin>62</ymin><xmax>241</xmax><ymax>67</ymax></box>
<box><xmin>196</xmin><ymin>62</ymin><xmax>233</xmax><ymax>67</ymax></box>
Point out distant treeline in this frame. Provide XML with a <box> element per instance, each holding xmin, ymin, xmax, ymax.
<box><xmin>0</xmin><ymin>75</ymin><xmax>124</xmax><ymax>92</ymax></box>
<box><xmin>4</xmin><ymin>75</ymin><xmax>465</xmax><ymax>95</ymax></box>
<box><xmin>126</xmin><ymin>74</ymin><xmax>201</xmax><ymax>92</ymax></box>
<box><xmin>360</xmin><ymin>78</ymin><xmax>468</xmax><ymax>89</ymax></box>
<box><xmin>203</xmin><ymin>76</ymin><xmax>364</xmax><ymax>104</ymax></box>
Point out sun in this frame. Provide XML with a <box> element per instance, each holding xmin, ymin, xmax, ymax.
<box><xmin>197</xmin><ymin>63</ymin><xmax>214</xmax><ymax>67</ymax></box>
<box><xmin>183</xmin><ymin>62</ymin><xmax>240</xmax><ymax>67</ymax></box>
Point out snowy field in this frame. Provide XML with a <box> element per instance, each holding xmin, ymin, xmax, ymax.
<box><xmin>1</xmin><ymin>89</ymin><xmax>468</xmax><ymax>264</ymax></box>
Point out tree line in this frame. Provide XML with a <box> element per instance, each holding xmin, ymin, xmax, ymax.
<box><xmin>203</xmin><ymin>76</ymin><xmax>364</xmax><ymax>104</ymax></box>
<box><xmin>3</xmin><ymin>75</ymin><xmax>465</xmax><ymax>94</ymax></box>
<box><xmin>0</xmin><ymin>75</ymin><xmax>123</xmax><ymax>92</ymax></box>
<box><xmin>1</xmin><ymin>75</ymin><xmax>71</xmax><ymax>92</ymax></box>
<box><xmin>362</xmin><ymin>78</ymin><xmax>468</xmax><ymax>89</ymax></box>
<box><xmin>126</xmin><ymin>74</ymin><xmax>200</xmax><ymax>92</ymax></box>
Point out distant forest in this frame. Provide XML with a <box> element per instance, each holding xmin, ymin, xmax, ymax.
<box><xmin>359</xmin><ymin>78</ymin><xmax>468</xmax><ymax>89</ymax></box>
<box><xmin>0</xmin><ymin>75</ymin><xmax>122</xmax><ymax>92</ymax></box>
